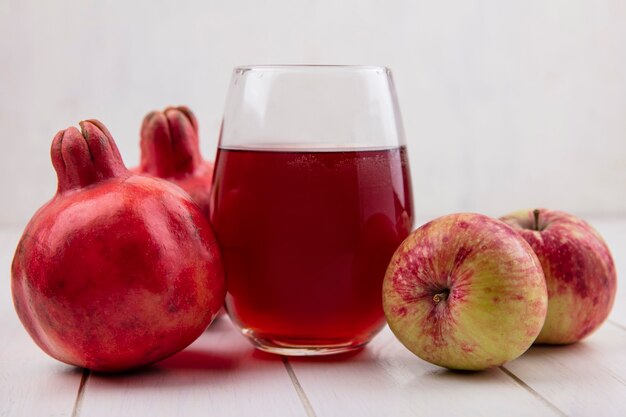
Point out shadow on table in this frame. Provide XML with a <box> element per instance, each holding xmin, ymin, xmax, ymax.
<box><xmin>422</xmin><ymin>342</ymin><xmax>592</xmax><ymax>381</ymax></box>
<box><xmin>426</xmin><ymin>367</ymin><xmax>502</xmax><ymax>379</ymax></box>
<box><xmin>157</xmin><ymin>348</ymin><xmax>240</xmax><ymax>370</ymax></box>
<box><xmin>84</xmin><ymin>347</ymin><xmax>242</xmax><ymax>379</ymax></box>
<box><xmin>523</xmin><ymin>339</ymin><xmax>593</xmax><ymax>356</ymax></box>
<box><xmin>84</xmin><ymin>349</ymin><xmax>246</xmax><ymax>389</ymax></box>
<box><xmin>82</xmin><ymin>322</ymin><xmax>279</xmax><ymax>388</ymax></box>
<box><xmin>271</xmin><ymin>347</ymin><xmax>368</xmax><ymax>363</ymax></box>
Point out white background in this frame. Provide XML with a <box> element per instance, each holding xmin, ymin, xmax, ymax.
<box><xmin>1</xmin><ymin>0</ymin><xmax>625</xmax><ymax>228</ymax></box>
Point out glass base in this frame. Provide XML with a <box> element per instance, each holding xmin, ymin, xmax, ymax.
<box><xmin>241</xmin><ymin>328</ymin><xmax>369</xmax><ymax>356</ymax></box>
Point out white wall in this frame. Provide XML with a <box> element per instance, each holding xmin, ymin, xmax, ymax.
<box><xmin>1</xmin><ymin>0</ymin><xmax>625</xmax><ymax>228</ymax></box>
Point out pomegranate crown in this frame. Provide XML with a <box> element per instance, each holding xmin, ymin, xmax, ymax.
<box><xmin>139</xmin><ymin>105</ymin><xmax>203</xmax><ymax>178</ymax></box>
<box><xmin>51</xmin><ymin>120</ymin><xmax>127</xmax><ymax>193</ymax></box>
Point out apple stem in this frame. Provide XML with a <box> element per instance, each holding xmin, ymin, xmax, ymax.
<box><xmin>533</xmin><ymin>209</ymin><xmax>541</xmax><ymax>231</ymax></box>
<box><xmin>433</xmin><ymin>289</ymin><xmax>450</xmax><ymax>304</ymax></box>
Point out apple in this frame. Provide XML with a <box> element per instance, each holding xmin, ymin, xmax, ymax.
<box><xmin>382</xmin><ymin>213</ymin><xmax>548</xmax><ymax>370</ymax></box>
<box><xmin>500</xmin><ymin>209</ymin><xmax>617</xmax><ymax>344</ymax></box>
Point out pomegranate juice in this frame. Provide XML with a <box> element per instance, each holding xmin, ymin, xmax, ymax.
<box><xmin>210</xmin><ymin>146</ymin><xmax>413</xmax><ymax>349</ymax></box>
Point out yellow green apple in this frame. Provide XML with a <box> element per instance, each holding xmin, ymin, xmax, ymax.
<box><xmin>383</xmin><ymin>213</ymin><xmax>548</xmax><ymax>370</ymax></box>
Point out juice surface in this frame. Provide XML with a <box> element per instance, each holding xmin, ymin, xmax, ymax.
<box><xmin>210</xmin><ymin>146</ymin><xmax>413</xmax><ymax>346</ymax></box>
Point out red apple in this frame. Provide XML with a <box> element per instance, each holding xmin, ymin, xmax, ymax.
<box><xmin>383</xmin><ymin>213</ymin><xmax>547</xmax><ymax>370</ymax></box>
<box><xmin>500</xmin><ymin>209</ymin><xmax>617</xmax><ymax>344</ymax></box>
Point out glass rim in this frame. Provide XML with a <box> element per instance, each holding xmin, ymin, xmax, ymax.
<box><xmin>234</xmin><ymin>64</ymin><xmax>391</xmax><ymax>72</ymax></box>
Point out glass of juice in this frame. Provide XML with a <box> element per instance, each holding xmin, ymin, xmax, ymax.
<box><xmin>210</xmin><ymin>65</ymin><xmax>414</xmax><ymax>355</ymax></box>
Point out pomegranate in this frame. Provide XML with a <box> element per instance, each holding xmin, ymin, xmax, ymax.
<box><xmin>135</xmin><ymin>106</ymin><xmax>214</xmax><ymax>218</ymax></box>
<box><xmin>11</xmin><ymin>120</ymin><xmax>225</xmax><ymax>372</ymax></box>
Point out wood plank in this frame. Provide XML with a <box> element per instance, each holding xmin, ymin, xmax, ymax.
<box><xmin>287</xmin><ymin>326</ymin><xmax>563</xmax><ymax>417</ymax></box>
<box><xmin>77</xmin><ymin>316</ymin><xmax>308</xmax><ymax>417</ymax></box>
<box><xmin>0</xmin><ymin>229</ymin><xmax>83</xmax><ymax>417</ymax></box>
<box><xmin>504</xmin><ymin>322</ymin><xmax>626</xmax><ymax>417</ymax></box>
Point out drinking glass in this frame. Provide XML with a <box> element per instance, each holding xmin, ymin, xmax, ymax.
<box><xmin>210</xmin><ymin>65</ymin><xmax>414</xmax><ymax>355</ymax></box>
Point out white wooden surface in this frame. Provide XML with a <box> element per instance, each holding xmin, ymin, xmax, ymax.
<box><xmin>1</xmin><ymin>218</ymin><xmax>625</xmax><ymax>417</ymax></box>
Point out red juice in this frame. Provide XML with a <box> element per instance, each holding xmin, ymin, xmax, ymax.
<box><xmin>210</xmin><ymin>146</ymin><xmax>413</xmax><ymax>351</ymax></box>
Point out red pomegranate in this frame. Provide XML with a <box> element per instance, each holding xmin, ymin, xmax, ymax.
<box><xmin>135</xmin><ymin>106</ymin><xmax>214</xmax><ymax>218</ymax></box>
<box><xmin>11</xmin><ymin>120</ymin><xmax>225</xmax><ymax>372</ymax></box>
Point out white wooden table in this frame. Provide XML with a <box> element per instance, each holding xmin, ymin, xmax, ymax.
<box><xmin>1</xmin><ymin>218</ymin><xmax>625</xmax><ymax>417</ymax></box>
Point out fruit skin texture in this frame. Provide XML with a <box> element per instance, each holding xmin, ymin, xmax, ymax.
<box><xmin>500</xmin><ymin>209</ymin><xmax>617</xmax><ymax>344</ymax></box>
<box><xmin>383</xmin><ymin>213</ymin><xmax>548</xmax><ymax>371</ymax></box>
<box><xmin>11</xmin><ymin>120</ymin><xmax>225</xmax><ymax>372</ymax></box>
<box><xmin>135</xmin><ymin>106</ymin><xmax>214</xmax><ymax>218</ymax></box>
